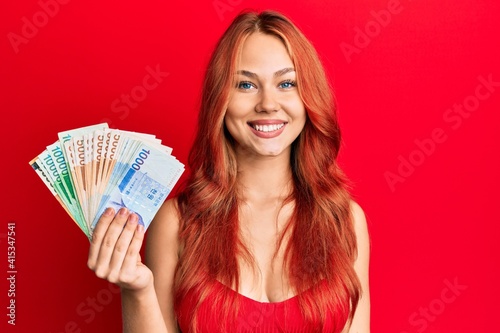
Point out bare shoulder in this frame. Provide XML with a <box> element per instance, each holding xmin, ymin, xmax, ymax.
<box><xmin>145</xmin><ymin>197</ymin><xmax>181</xmax><ymax>332</ymax></box>
<box><xmin>146</xmin><ymin>197</ymin><xmax>181</xmax><ymax>267</ymax></box>
<box><xmin>349</xmin><ymin>200</ymin><xmax>367</xmax><ymax>229</ymax></box>
<box><xmin>348</xmin><ymin>199</ymin><xmax>370</xmax><ymax>264</ymax></box>
<box><xmin>149</xmin><ymin>197</ymin><xmax>181</xmax><ymax>232</ymax></box>
<box><xmin>349</xmin><ymin>200</ymin><xmax>370</xmax><ymax>246</ymax></box>
<box><xmin>346</xmin><ymin>200</ymin><xmax>371</xmax><ymax>332</ymax></box>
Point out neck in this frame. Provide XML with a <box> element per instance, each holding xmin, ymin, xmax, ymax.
<box><xmin>235</xmin><ymin>148</ymin><xmax>293</xmax><ymax>202</ymax></box>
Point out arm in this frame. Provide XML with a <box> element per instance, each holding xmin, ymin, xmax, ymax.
<box><xmin>345</xmin><ymin>200</ymin><xmax>371</xmax><ymax>333</ymax></box>
<box><xmin>145</xmin><ymin>198</ymin><xmax>181</xmax><ymax>333</ymax></box>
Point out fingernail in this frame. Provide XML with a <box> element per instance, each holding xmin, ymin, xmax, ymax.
<box><xmin>104</xmin><ymin>207</ymin><xmax>113</xmax><ymax>216</ymax></box>
<box><xmin>137</xmin><ymin>225</ymin><xmax>145</xmax><ymax>234</ymax></box>
<box><xmin>119</xmin><ymin>207</ymin><xmax>128</xmax><ymax>216</ymax></box>
<box><xmin>128</xmin><ymin>214</ymin><xmax>138</xmax><ymax>224</ymax></box>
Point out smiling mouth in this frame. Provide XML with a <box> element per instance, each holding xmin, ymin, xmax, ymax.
<box><xmin>249</xmin><ymin>123</ymin><xmax>286</xmax><ymax>132</ymax></box>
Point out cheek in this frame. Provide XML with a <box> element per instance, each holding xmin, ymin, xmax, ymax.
<box><xmin>292</xmin><ymin>109</ymin><xmax>307</xmax><ymax>136</ymax></box>
<box><xmin>225</xmin><ymin>97</ymin><xmax>252</xmax><ymax>128</ymax></box>
<box><xmin>289</xmin><ymin>105</ymin><xmax>307</xmax><ymax>126</ymax></box>
<box><xmin>227</xmin><ymin>96</ymin><xmax>251</xmax><ymax>114</ymax></box>
<box><xmin>224</xmin><ymin>110</ymin><xmax>243</xmax><ymax>127</ymax></box>
<box><xmin>223</xmin><ymin>114</ymin><xmax>242</xmax><ymax>141</ymax></box>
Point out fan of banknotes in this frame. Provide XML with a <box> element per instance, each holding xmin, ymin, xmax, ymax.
<box><xmin>29</xmin><ymin>123</ymin><xmax>185</xmax><ymax>240</ymax></box>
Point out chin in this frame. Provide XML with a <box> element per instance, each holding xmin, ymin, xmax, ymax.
<box><xmin>260</xmin><ymin>148</ymin><xmax>285</xmax><ymax>157</ymax></box>
<box><xmin>258</xmin><ymin>144</ymin><xmax>292</xmax><ymax>157</ymax></box>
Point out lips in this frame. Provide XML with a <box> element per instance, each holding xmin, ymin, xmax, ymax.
<box><xmin>247</xmin><ymin>120</ymin><xmax>287</xmax><ymax>138</ymax></box>
<box><xmin>251</xmin><ymin>123</ymin><xmax>285</xmax><ymax>132</ymax></box>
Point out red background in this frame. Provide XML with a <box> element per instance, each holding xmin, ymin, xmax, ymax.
<box><xmin>2</xmin><ymin>0</ymin><xmax>499</xmax><ymax>332</ymax></box>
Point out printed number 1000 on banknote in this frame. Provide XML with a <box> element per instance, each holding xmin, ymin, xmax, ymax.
<box><xmin>29</xmin><ymin>123</ymin><xmax>185</xmax><ymax>240</ymax></box>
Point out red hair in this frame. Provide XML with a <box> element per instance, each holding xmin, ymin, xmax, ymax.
<box><xmin>175</xmin><ymin>10</ymin><xmax>361</xmax><ymax>332</ymax></box>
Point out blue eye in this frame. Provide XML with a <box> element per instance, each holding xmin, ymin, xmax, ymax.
<box><xmin>279</xmin><ymin>80</ymin><xmax>296</xmax><ymax>89</ymax></box>
<box><xmin>237</xmin><ymin>81</ymin><xmax>254</xmax><ymax>90</ymax></box>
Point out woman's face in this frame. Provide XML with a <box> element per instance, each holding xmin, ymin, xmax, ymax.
<box><xmin>225</xmin><ymin>32</ymin><xmax>306</xmax><ymax>158</ymax></box>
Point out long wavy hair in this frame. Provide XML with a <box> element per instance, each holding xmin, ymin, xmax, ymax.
<box><xmin>175</xmin><ymin>9</ymin><xmax>361</xmax><ymax>332</ymax></box>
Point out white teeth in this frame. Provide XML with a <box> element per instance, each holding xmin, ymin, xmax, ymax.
<box><xmin>252</xmin><ymin>123</ymin><xmax>285</xmax><ymax>132</ymax></box>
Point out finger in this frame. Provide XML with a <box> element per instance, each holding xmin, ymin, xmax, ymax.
<box><xmin>93</xmin><ymin>207</ymin><xmax>131</xmax><ymax>276</ymax></box>
<box><xmin>88</xmin><ymin>207</ymin><xmax>115</xmax><ymax>269</ymax></box>
<box><xmin>120</xmin><ymin>223</ymin><xmax>146</xmax><ymax>282</ymax></box>
<box><xmin>107</xmin><ymin>213</ymin><xmax>139</xmax><ymax>282</ymax></box>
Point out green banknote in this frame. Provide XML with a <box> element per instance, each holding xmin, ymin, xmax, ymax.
<box><xmin>30</xmin><ymin>123</ymin><xmax>184</xmax><ymax>240</ymax></box>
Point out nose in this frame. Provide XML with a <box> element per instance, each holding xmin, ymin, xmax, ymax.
<box><xmin>255</xmin><ymin>87</ymin><xmax>280</xmax><ymax>113</ymax></box>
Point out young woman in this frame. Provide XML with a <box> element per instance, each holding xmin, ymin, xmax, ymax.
<box><xmin>88</xmin><ymin>10</ymin><xmax>370</xmax><ymax>333</ymax></box>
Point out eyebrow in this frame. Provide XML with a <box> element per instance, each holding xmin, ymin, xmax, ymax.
<box><xmin>236</xmin><ymin>67</ymin><xmax>295</xmax><ymax>78</ymax></box>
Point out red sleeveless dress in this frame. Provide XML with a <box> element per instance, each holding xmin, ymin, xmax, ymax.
<box><xmin>176</xmin><ymin>280</ymin><xmax>349</xmax><ymax>333</ymax></box>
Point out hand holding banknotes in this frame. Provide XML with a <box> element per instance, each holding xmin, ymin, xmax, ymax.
<box><xmin>30</xmin><ymin>122</ymin><xmax>184</xmax><ymax>331</ymax></box>
<box><xmin>87</xmin><ymin>207</ymin><xmax>153</xmax><ymax>292</ymax></box>
<box><xmin>29</xmin><ymin>122</ymin><xmax>184</xmax><ymax>239</ymax></box>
